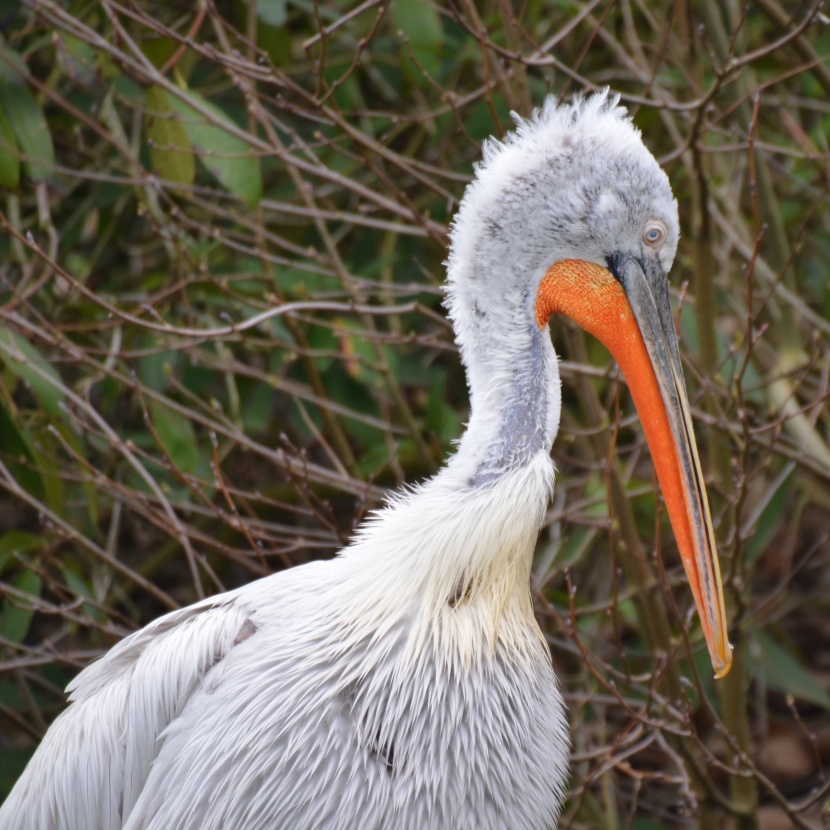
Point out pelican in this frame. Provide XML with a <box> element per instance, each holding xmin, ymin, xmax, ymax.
<box><xmin>0</xmin><ymin>92</ymin><xmax>732</xmax><ymax>830</ymax></box>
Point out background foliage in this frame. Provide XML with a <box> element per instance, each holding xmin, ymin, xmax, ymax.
<box><xmin>1</xmin><ymin>1</ymin><xmax>829</xmax><ymax>827</ymax></box>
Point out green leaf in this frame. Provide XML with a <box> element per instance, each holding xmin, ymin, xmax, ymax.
<box><xmin>0</xmin><ymin>79</ymin><xmax>55</xmax><ymax>183</ymax></box>
<box><xmin>1</xmin><ymin>568</ymin><xmax>42</xmax><ymax>643</ymax></box>
<box><xmin>56</xmin><ymin>33</ymin><xmax>97</xmax><ymax>86</ymax></box>
<box><xmin>145</xmin><ymin>85</ymin><xmax>195</xmax><ymax>186</ymax></box>
<box><xmin>168</xmin><ymin>88</ymin><xmax>262</xmax><ymax>205</ymax></box>
<box><xmin>51</xmin><ymin>421</ymin><xmax>98</xmax><ymax>526</ymax></box>
<box><xmin>0</xmin><ymin>45</ymin><xmax>29</xmax><ymax>85</ymax></box>
<box><xmin>149</xmin><ymin>401</ymin><xmax>203</xmax><ymax>476</ymax></box>
<box><xmin>0</xmin><ymin>326</ymin><xmax>65</xmax><ymax>418</ymax></box>
<box><xmin>137</xmin><ymin>343</ymin><xmax>182</xmax><ymax>393</ymax></box>
<box><xmin>552</xmin><ymin>526</ymin><xmax>595</xmax><ymax>570</ymax></box>
<box><xmin>746</xmin><ymin>468</ymin><xmax>794</xmax><ymax>564</ymax></box>
<box><xmin>141</xmin><ymin>39</ymin><xmax>198</xmax><ymax>80</ymax></box>
<box><xmin>258</xmin><ymin>24</ymin><xmax>292</xmax><ymax>67</ymax></box>
<box><xmin>255</xmin><ymin>0</ymin><xmax>288</xmax><ymax>26</ymax></box>
<box><xmin>337</xmin><ymin>321</ymin><xmax>384</xmax><ymax>388</ymax></box>
<box><xmin>393</xmin><ymin>0</ymin><xmax>445</xmax><ymax>82</ymax></box>
<box><xmin>25</xmin><ymin>424</ymin><xmax>68</xmax><ymax>515</ymax></box>
<box><xmin>0</xmin><ymin>105</ymin><xmax>20</xmax><ymax>189</ymax></box>
<box><xmin>62</xmin><ymin>566</ymin><xmax>105</xmax><ymax>622</ymax></box>
<box><xmin>0</xmin><ymin>532</ymin><xmax>41</xmax><ymax>576</ymax></box>
<box><xmin>141</xmin><ymin>38</ymin><xmax>179</xmax><ymax>69</ymax></box>
<box><xmin>241</xmin><ymin>382</ymin><xmax>274</xmax><ymax>436</ymax></box>
<box><xmin>426</xmin><ymin>369</ymin><xmax>462</xmax><ymax>444</ymax></box>
<box><xmin>753</xmin><ymin>630</ymin><xmax>830</xmax><ymax>709</ymax></box>
<box><xmin>0</xmin><ymin>400</ymin><xmax>43</xmax><ymax>501</ymax></box>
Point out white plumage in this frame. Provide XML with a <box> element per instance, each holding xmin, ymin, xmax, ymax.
<box><xmin>0</xmin><ymin>91</ymin><xmax>730</xmax><ymax>829</ymax></box>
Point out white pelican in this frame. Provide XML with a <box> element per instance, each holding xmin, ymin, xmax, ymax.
<box><xmin>0</xmin><ymin>92</ymin><xmax>732</xmax><ymax>830</ymax></box>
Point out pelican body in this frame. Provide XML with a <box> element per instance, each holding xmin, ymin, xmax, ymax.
<box><xmin>0</xmin><ymin>93</ymin><xmax>731</xmax><ymax>830</ymax></box>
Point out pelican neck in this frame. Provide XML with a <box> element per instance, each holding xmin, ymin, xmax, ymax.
<box><xmin>450</xmin><ymin>321</ymin><xmax>561</xmax><ymax>486</ymax></box>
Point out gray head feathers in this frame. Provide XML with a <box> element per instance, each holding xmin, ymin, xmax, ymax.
<box><xmin>444</xmin><ymin>90</ymin><xmax>678</xmax><ymax>394</ymax></box>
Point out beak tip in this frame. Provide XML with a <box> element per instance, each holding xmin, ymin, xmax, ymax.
<box><xmin>712</xmin><ymin>642</ymin><xmax>734</xmax><ymax>680</ymax></box>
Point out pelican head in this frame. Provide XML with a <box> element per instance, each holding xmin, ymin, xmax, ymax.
<box><xmin>447</xmin><ymin>92</ymin><xmax>732</xmax><ymax>677</ymax></box>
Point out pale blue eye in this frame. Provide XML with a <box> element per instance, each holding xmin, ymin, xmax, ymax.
<box><xmin>644</xmin><ymin>223</ymin><xmax>666</xmax><ymax>245</ymax></box>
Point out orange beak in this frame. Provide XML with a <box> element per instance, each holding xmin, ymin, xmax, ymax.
<box><xmin>537</xmin><ymin>258</ymin><xmax>732</xmax><ymax>678</ymax></box>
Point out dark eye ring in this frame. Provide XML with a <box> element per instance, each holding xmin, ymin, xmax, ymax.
<box><xmin>643</xmin><ymin>221</ymin><xmax>667</xmax><ymax>247</ymax></box>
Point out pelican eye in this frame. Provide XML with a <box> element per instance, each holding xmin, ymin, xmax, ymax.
<box><xmin>643</xmin><ymin>220</ymin><xmax>667</xmax><ymax>247</ymax></box>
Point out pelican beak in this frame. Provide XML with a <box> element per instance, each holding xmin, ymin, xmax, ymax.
<box><xmin>536</xmin><ymin>257</ymin><xmax>732</xmax><ymax>678</ymax></box>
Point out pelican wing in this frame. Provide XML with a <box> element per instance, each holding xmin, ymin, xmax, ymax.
<box><xmin>0</xmin><ymin>595</ymin><xmax>255</xmax><ymax>830</ymax></box>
